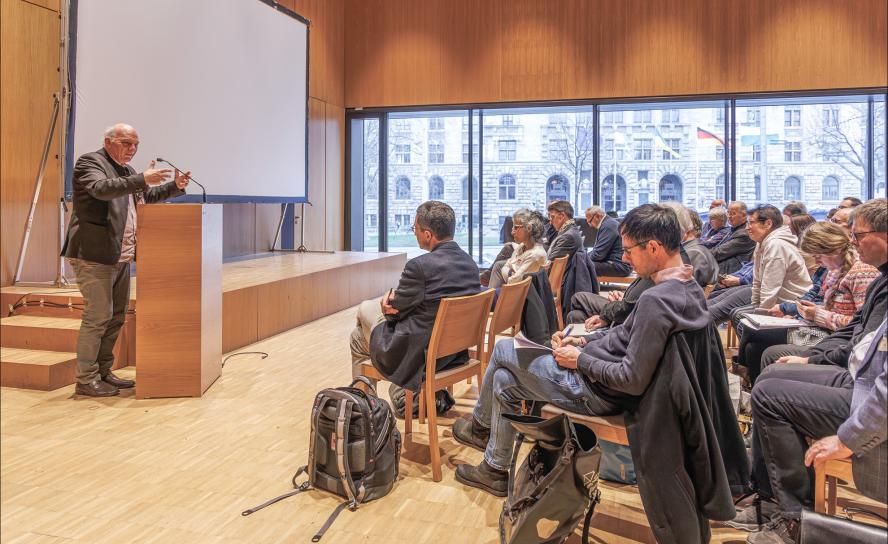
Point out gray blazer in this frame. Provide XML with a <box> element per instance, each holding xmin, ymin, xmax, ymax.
<box><xmin>546</xmin><ymin>225</ymin><xmax>583</xmax><ymax>261</ymax></box>
<box><xmin>838</xmin><ymin>319</ymin><xmax>887</xmax><ymax>503</ymax></box>
<box><xmin>61</xmin><ymin>148</ymin><xmax>184</xmax><ymax>265</ymax></box>
<box><xmin>681</xmin><ymin>238</ymin><xmax>719</xmax><ymax>288</ymax></box>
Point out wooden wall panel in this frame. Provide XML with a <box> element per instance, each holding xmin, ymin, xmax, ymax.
<box><xmin>305</xmin><ymin>97</ymin><xmax>328</xmax><ymax>250</ymax></box>
<box><xmin>1</xmin><ymin>0</ymin><xmax>62</xmax><ymax>286</ymax></box>
<box><xmin>325</xmin><ymin>104</ymin><xmax>344</xmax><ymax>251</ymax></box>
<box><xmin>344</xmin><ymin>0</ymin><xmax>888</xmax><ymax>108</ymax></box>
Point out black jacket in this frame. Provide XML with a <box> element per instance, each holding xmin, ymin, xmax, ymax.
<box><xmin>711</xmin><ymin>223</ymin><xmax>756</xmax><ymax>276</ymax></box>
<box><xmin>590</xmin><ymin>215</ymin><xmax>631</xmax><ymax>275</ymax></box>
<box><xmin>61</xmin><ymin>148</ymin><xmax>184</xmax><ymax>264</ymax></box>
<box><xmin>560</xmin><ymin>251</ymin><xmax>597</xmax><ymax>320</ymax></box>
<box><xmin>623</xmin><ymin>327</ymin><xmax>741</xmax><ymax>544</ymax></box>
<box><xmin>521</xmin><ymin>270</ymin><xmax>558</xmax><ymax>344</ymax></box>
<box><xmin>370</xmin><ymin>241</ymin><xmax>480</xmax><ymax>392</ymax></box>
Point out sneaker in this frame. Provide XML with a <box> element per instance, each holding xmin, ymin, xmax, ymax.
<box><xmin>724</xmin><ymin>499</ymin><xmax>777</xmax><ymax>531</ymax></box>
<box><xmin>454</xmin><ymin>460</ymin><xmax>508</xmax><ymax>497</ymax></box>
<box><xmin>746</xmin><ymin>513</ymin><xmax>799</xmax><ymax>544</ymax></box>
<box><xmin>452</xmin><ymin>417</ymin><xmax>490</xmax><ymax>452</ymax></box>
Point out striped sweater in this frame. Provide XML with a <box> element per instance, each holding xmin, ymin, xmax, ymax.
<box><xmin>813</xmin><ymin>259</ymin><xmax>880</xmax><ymax>330</ymax></box>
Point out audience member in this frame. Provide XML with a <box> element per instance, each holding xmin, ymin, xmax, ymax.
<box><xmin>452</xmin><ymin>204</ymin><xmax>709</xmax><ymax>496</ymax></box>
<box><xmin>829</xmin><ymin>206</ymin><xmax>854</xmax><ymax>235</ymax></box>
<box><xmin>702</xmin><ymin>207</ymin><xmax>732</xmax><ymax>248</ymax></box>
<box><xmin>584</xmin><ymin>205</ymin><xmax>632</xmax><ymax>276</ymax></box>
<box><xmin>711</xmin><ymin>201</ymin><xmax>756</xmax><ymax>275</ymax></box>
<box><xmin>787</xmin><ymin>214</ymin><xmax>819</xmax><ymax>275</ymax></box>
<box><xmin>781</xmin><ymin>201</ymin><xmax>808</xmax><ymax>224</ymax></box>
<box><xmin>663</xmin><ymin>202</ymin><xmax>718</xmax><ymax>288</ymax></box>
<box><xmin>702</xmin><ymin>199</ymin><xmax>727</xmax><ymax>238</ymax></box>
<box><xmin>545</xmin><ymin>200</ymin><xmax>583</xmax><ymax>261</ymax></box>
<box><xmin>839</xmin><ymin>196</ymin><xmax>863</xmax><ymax>209</ymax></box>
<box><xmin>350</xmin><ymin>201</ymin><xmax>480</xmax><ymax>404</ymax></box>
<box><xmin>488</xmin><ymin>209</ymin><xmax>547</xmax><ymax>288</ymax></box>
<box><xmin>747</xmin><ymin>204</ymin><xmax>812</xmax><ymax>310</ymax></box>
<box><xmin>688</xmin><ymin>208</ymin><xmax>704</xmax><ymax>239</ymax></box>
<box><xmin>826</xmin><ymin>208</ymin><xmax>838</xmax><ymax>220</ymax></box>
<box><xmin>731</xmin><ymin>200</ymin><xmax>887</xmax><ymax>543</ymax></box>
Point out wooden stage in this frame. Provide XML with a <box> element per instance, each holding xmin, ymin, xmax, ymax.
<box><xmin>1</xmin><ymin>252</ymin><xmax>406</xmax><ymax>389</ymax></box>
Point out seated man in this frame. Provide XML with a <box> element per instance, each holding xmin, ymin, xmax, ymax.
<box><xmin>662</xmin><ymin>202</ymin><xmax>719</xmax><ymax>288</ymax></box>
<box><xmin>702</xmin><ymin>207</ymin><xmax>732</xmax><ymax>249</ymax></box>
<box><xmin>451</xmin><ymin>204</ymin><xmax>710</xmax><ymax>496</ymax></box>
<box><xmin>585</xmin><ymin>205</ymin><xmax>632</xmax><ymax>277</ymax></box>
<box><xmin>349</xmin><ymin>201</ymin><xmax>481</xmax><ymax>406</ymax></box>
<box><xmin>545</xmin><ymin>200</ymin><xmax>583</xmax><ymax>261</ymax></box>
<box><xmin>711</xmin><ymin>201</ymin><xmax>757</xmax><ymax>275</ymax></box>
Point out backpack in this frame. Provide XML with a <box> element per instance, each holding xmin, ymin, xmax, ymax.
<box><xmin>242</xmin><ymin>377</ymin><xmax>401</xmax><ymax>541</ymax></box>
<box><xmin>499</xmin><ymin>413</ymin><xmax>602</xmax><ymax>544</ymax></box>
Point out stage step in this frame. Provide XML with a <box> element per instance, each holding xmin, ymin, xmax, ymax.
<box><xmin>1</xmin><ymin>286</ymin><xmax>135</xmax><ymax>318</ymax></box>
<box><xmin>1</xmin><ymin>316</ymin><xmax>82</xmax><ymax>351</ymax></box>
<box><xmin>0</xmin><ymin>348</ymin><xmax>78</xmax><ymax>391</ymax></box>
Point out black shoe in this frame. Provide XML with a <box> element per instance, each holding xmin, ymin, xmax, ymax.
<box><xmin>74</xmin><ymin>379</ymin><xmax>119</xmax><ymax>397</ymax></box>
<box><xmin>102</xmin><ymin>371</ymin><xmax>135</xmax><ymax>389</ymax></box>
<box><xmin>452</xmin><ymin>417</ymin><xmax>490</xmax><ymax>452</ymax></box>
<box><xmin>389</xmin><ymin>385</ymin><xmax>456</xmax><ymax>419</ymax></box>
<box><xmin>455</xmin><ymin>460</ymin><xmax>508</xmax><ymax>497</ymax></box>
<box><xmin>746</xmin><ymin>513</ymin><xmax>799</xmax><ymax>544</ymax></box>
<box><xmin>435</xmin><ymin>389</ymin><xmax>455</xmax><ymax>416</ymax></box>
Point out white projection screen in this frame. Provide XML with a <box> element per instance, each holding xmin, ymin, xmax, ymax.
<box><xmin>69</xmin><ymin>0</ymin><xmax>309</xmax><ymax>202</ymax></box>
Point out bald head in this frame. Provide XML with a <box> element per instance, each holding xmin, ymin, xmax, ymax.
<box><xmin>103</xmin><ymin>123</ymin><xmax>139</xmax><ymax>165</ymax></box>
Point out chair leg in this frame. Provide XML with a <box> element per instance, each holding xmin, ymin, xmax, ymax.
<box><xmin>814</xmin><ymin>462</ymin><xmax>826</xmax><ymax>514</ymax></box>
<box><xmin>405</xmin><ymin>389</ymin><xmax>413</xmax><ymax>436</ymax></box>
<box><xmin>418</xmin><ymin>386</ymin><xmax>426</xmax><ymax>424</ymax></box>
<box><xmin>555</xmin><ymin>300</ymin><xmax>564</xmax><ymax>329</ymax></box>
<box><xmin>827</xmin><ymin>476</ymin><xmax>838</xmax><ymax>516</ymax></box>
<box><xmin>426</xmin><ymin>385</ymin><xmax>442</xmax><ymax>482</ymax></box>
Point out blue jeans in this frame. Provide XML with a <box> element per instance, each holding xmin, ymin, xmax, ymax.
<box><xmin>472</xmin><ymin>338</ymin><xmax>620</xmax><ymax>470</ymax></box>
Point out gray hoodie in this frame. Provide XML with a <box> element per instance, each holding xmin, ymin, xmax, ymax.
<box><xmin>751</xmin><ymin>225</ymin><xmax>812</xmax><ymax>308</ymax></box>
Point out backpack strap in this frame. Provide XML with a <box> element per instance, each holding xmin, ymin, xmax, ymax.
<box><xmin>334</xmin><ymin>399</ymin><xmax>359</xmax><ymax>506</ymax></box>
<box><xmin>325</xmin><ymin>389</ymin><xmax>377</xmax><ymax>500</ymax></box>
<box><xmin>311</xmin><ymin>499</ymin><xmax>353</xmax><ymax>542</ymax></box>
<box><xmin>580</xmin><ymin>489</ymin><xmax>601</xmax><ymax>544</ymax></box>
<box><xmin>307</xmin><ymin>392</ymin><xmax>333</xmax><ymax>487</ymax></box>
<box><xmin>241</xmin><ymin>466</ymin><xmax>311</xmax><ymax>516</ymax></box>
<box><xmin>504</xmin><ymin>440</ymin><xmax>576</xmax><ymax>516</ymax></box>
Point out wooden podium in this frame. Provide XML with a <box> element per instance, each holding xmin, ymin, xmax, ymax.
<box><xmin>135</xmin><ymin>203</ymin><xmax>222</xmax><ymax>399</ymax></box>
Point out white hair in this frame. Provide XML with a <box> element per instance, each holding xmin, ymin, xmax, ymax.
<box><xmin>103</xmin><ymin>123</ymin><xmax>135</xmax><ymax>139</ymax></box>
<box><xmin>585</xmin><ymin>205</ymin><xmax>605</xmax><ymax>218</ymax></box>
<box><xmin>660</xmin><ymin>201</ymin><xmax>693</xmax><ymax>237</ymax></box>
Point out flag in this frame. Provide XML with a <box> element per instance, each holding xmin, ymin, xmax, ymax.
<box><xmin>740</xmin><ymin>134</ymin><xmax>779</xmax><ymax>146</ymax></box>
<box><xmin>696</xmin><ymin>127</ymin><xmax>725</xmax><ymax>146</ymax></box>
<box><xmin>654</xmin><ymin>127</ymin><xmax>682</xmax><ymax>159</ymax></box>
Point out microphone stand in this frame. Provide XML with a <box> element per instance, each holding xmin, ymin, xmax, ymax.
<box><xmin>155</xmin><ymin>158</ymin><xmax>206</xmax><ymax>203</ymax></box>
<box><xmin>271</xmin><ymin>201</ymin><xmax>334</xmax><ymax>254</ymax></box>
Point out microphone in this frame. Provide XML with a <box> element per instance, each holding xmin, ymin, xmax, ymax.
<box><xmin>155</xmin><ymin>157</ymin><xmax>207</xmax><ymax>203</ymax></box>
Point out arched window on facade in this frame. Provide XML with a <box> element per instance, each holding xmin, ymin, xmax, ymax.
<box><xmin>659</xmin><ymin>174</ymin><xmax>683</xmax><ymax>203</ymax></box>
<box><xmin>428</xmin><ymin>175</ymin><xmax>444</xmax><ymax>200</ymax></box>
<box><xmin>601</xmin><ymin>174</ymin><xmax>627</xmax><ymax>212</ymax></box>
<box><xmin>499</xmin><ymin>174</ymin><xmax>516</xmax><ymax>200</ymax></box>
<box><xmin>395</xmin><ymin>176</ymin><xmax>411</xmax><ymax>200</ymax></box>
<box><xmin>461</xmin><ymin>176</ymin><xmax>478</xmax><ymax>201</ymax></box>
<box><xmin>822</xmin><ymin>176</ymin><xmax>840</xmax><ymax>201</ymax></box>
<box><xmin>546</xmin><ymin>174</ymin><xmax>570</xmax><ymax>203</ymax></box>
<box><xmin>784</xmin><ymin>176</ymin><xmax>802</xmax><ymax>201</ymax></box>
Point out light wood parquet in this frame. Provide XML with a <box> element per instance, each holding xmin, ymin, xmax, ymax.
<box><xmin>2</xmin><ymin>306</ymin><xmax>880</xmax><ymax>543</ymax></box>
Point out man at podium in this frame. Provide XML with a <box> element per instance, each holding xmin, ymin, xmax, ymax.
<box><xmin>61</xmin><ymin>123</ymin><xmax>189</xmax><ymax>397</ymax></box>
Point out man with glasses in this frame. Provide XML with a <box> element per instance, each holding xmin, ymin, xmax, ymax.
<box><xmin>545</xmin><ymin>200</ymin><xmax>583</xmax><ymax>262</ymax></box>
<box><xmin>730</xmin><ymin>198</ymin><xmax>887</xmax><ymax>543</ymax></box>
<box><xmin>62</xmin><ymin>123</ymin><xmax>188</xmax><ymax>397</ymax></box>
<box><xmin>349</xmin><ymin>201</ymin><xmax>480</xmax><ymax>414</ymax></box>
<box><xmin>828</xmin><ymin>204</ymin><xmax>855</xmax><ymax>235</ymax></box>
<box><xmin>711</xmin><ymin>201</ymin><xmax>757</xmax><ymax>275</ymax></box>
<box><xmin>585</xmin><ymin>205</ymin><xmax>632</xmax><ymax>277</ymax></box>
<box><xmin>452</xmin><ymin>204</ymin><xmax>710</xmax><ymax>496</ymax></box>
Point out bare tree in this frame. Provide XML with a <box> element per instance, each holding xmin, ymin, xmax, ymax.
<box><xmin>809</xmin><ymin>103</ymin><xmax>884</xmax><ymax>187</ymax></box>
<box><xmin>547</xmin><ymin>113</ymin><xmax>595</xmax><ymax>211</ymax></box>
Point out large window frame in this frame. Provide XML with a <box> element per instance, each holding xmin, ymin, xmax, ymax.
<box><xmin>345</xmin><ymin>89</ymin><xmax>887</xmax><ymax>259</ymax></box>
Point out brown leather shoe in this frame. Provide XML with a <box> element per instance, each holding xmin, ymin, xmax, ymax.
<box><xmin>75</xmin><ymin>379</ymin><xmax>119</xmax><ymax>397</ymax></box>
<box><xmin>102</xmin><ymin>371</ymin><xmax>135</xmax><ymax>389</ymax></box>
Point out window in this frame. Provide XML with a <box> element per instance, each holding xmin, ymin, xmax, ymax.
<box><xmin>635</xmin><ymin>139</ymin><xmax>652</xmax><ymax>160</ymax></box>
<box><xmin>499</xmin><ymin>140</ymin><xmax>517</xmax><ymax>161</ymax></box>
<box><xmin>785</xmin><ymin>107</ymin><xmax>801</xmax><ymax>127</ymax></box>
<box><xmin>662</xmin><ymin>138</ymin><xmax>681</xmax><ymax>160</ymax></box>
<box><xmin>546</xmin><ymin>175</ymin><xmax>570</xmax><ymax>202</ymax></box>
<box><xmin>394</xmin><ymin>143</ymin><xmax>411</xmax><ymax>163</ymax></box>
<box><xmin>784</xmin><ymin>176</ymin><xmax>802</xmax><ymax>200</ymax></box>
<box><xmin>637</xmin><ymin>170</ymin><xmax>649</xmax><ymax>182</ymax></box>
<box><xmin>462</xmin><ymin>143</ymin><xmax>479</xmax><ymax>163</ymax></box>
<box><xmin>428</xmin><ymin>175</ymin><xmax>444</xmax><ymax>199</ymax></box>
<box><xmin>716</xmin><ymin>145</ymin><xmax>725</xmax><ymax>161</ymax></box>
<box><xmin>365</xmin><ymin>214</ymin><xmax>377</xmax><ymax>228</ymax></box>
<box><xmin>601</xmin><ymin>175</ymin><xmax>627</xmax><ymax>212</ymax></box>
<box><xmin>502</xmin><ymin>115</ymin><xmax>514</xmax><ymax>126</ymax></box>
<box><xmin>822</xmin><ymin>176</ymin><xmax>840</xmax><ymax>201</ymax></box>
<box><xmin>752</xmin><ymin>144</ymin><xmax>761</xmax><ymax>162</ymax></box>
<box><xmin>428</xmin><ymin>142</ymin><xmax>444</xmax><ymax>163</ymax></box>
<box><xmin>716</xmin><ymin>174</ymin><xmax>726</xmax><ymax>201</ymax></box>
<box><xmin>633</xmin><ymin>110</ymin><xmax>652</xmax><ymax>124</ymax></box>
<box><xmin>659</xmin><ymin>175</ymin><xmax>683</xmax><ymax>203</ymax></box>
<box><xmin>499</xmin><ymin>174</ymin><xmax>516</xmax><ymax>200</ymax></box>
<box><xmin>784</xmin><ymin>141</ymin><xmax>801</xmax><ymax>162</ymax></box>
<box><xmin>746</xmin><ymin>108</ymin><xmax>761</xmax><ymax>127</ymax></box>
<box><xmin>395</xmin><ymin>176</ymin><xmax>411</xmax><ymax>200</ymax></box>
<box><xmin>715</xmin><ymin>109</ymin><xmax>725</xmax><ymax>123</ymax></box>
<box><xmin>394</xmin><ymin>214</ymin><xmax>411</xmax><ymax>231</ymax></box>
<box><xmin>461</xmin><ymin>175</ymin><xmax>478</xmax><ymax>200</ymax></box>
<box><xmin>428</xmin><ymin>117</ymin><xmax>444</xmax><ymax>130</ymax></box>
<box><xmin>664</xmin><ymin>109</ymin><xmax>680</xmax><ymax>123</ymax></box>
<box><xmin>603</xmin><ymin>111</ymin><xmax>624</xmax><ymax>124</ymax></box>
<box><xmin>548</xmin><ymin>139</ymin><xmax>567</xmax><ymax>161</ymax></box>
<box><xmin>754</xmin><ymin>176</ymin><xmax>762</xmax><ymax>201</ymax></box>
<box><xmin>603</xmin><ymin>139</ymin><xmax>625</xmax><ymax>161</ymax></box>
<box><xmin>822</xmin><ymin>107</ymin><xmax>839</xmax><ymax>128</ymax></box>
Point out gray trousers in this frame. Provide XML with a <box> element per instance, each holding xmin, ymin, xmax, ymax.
<box><xmin>566</xmin><ymin>292</ymin><xmax>608</xmax><ymax>324</ymax></box>
<box><xmin>707</xmin><ymin>285</ymin><xmax>752</xmax><ymax>324</ymax></box>
<box><xmin>349</xmin><ymin>298</ymin><xmax>386</xmax><ymax>379</ymax></box>
<box><xmin>70</xmin><ymin>259</ymin><xmax>131</xmax><ymax>384</ymax></box>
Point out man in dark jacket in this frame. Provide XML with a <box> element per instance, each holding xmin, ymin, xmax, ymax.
<box><xmin>349</xmin><ymin>201</ymin><xmax>480</xmax><ymax>395</ymax></box>
<box><xmin>62</xmin><ymin>123</ymin><xmax>187</xmax><ymax>397</ymax></box>
<box><xmin>452</xmin><ymin>204</ymin><xmax>711</xmax><ymax>497</ymax></box>
<box><xmin>585</xmin><ymin>205</ymin><xmax>632</xmax><ymax>276</ymax></box>
<box><xmin>544</xmin><ymin>200</ymin><xmax>582</xmax><ymax>261</ymax></box>
<box><xmin>711</xmin><ymin>201</ymin><xmax>756</xmax><ymax>275</ymax></box>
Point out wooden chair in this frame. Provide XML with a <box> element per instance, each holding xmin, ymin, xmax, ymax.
<box><xmin>814</xmin><ymin>458</ymin><xmax>854</xmax><ymax>515</ymax></box>
<box><xmin>547</xmin><ymin>255</ymin><xmax>569</xmax><ymax>329</ymax></box>
<box><xmin>541</xmin><ymin>405</ymin><xmax>628</xmax><ymax>446</ymax></box>
<box><xmin>480</xmin><ymin>277</ymin><xmax>532</xmax><ymax>379</ymax></box>
<box><xmin>598</xmin><ymin>273</ymin><xmax>636</xmax><ymax>287</ymax></box>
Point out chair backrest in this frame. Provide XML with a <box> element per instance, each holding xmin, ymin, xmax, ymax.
<box><xmin>547</xmin><ymin>255</ymin><xmax>569</xmax><ymax>296</ymax></box>
<box><xmin>483</xmin><ymin>277</ymin><xmax>532</xmax><ymax>364</ymax></box>
<box><xmin>426</xmin><ymin>289</ymin><xmax>495</xmax><ymax>366</ymax></box>
<box><xmin>703</xmin><ymin>283</ymin><xmax>715</xmax><ymax>298</ymax></box>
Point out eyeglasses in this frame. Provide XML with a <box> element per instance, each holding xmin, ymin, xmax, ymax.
<box><xmin>623</xmin><ymin>239</ymin><xmax>651</xmax><ymax>253</ymax></box>
<box><xmin>829</xmin><ymin>217</ymin><xmax>847</xmax><ymax>225</ymax></box>
<box><xmin>511</xmin><ymin>222</ymin><xmax>526</xmax><ymax>230</ymax></box>
<box><xmin>851</xmin><ymin>230</ymin><xmax>880</xmax><ymax>242</ymax></box>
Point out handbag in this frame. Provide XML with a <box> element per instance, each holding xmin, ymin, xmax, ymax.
<box><xmin>499</xmin><ymin>413</ymin><xmax>602</xmax><ymax>544</ymax></box>
<box><xmin>788</xmin><ymin>326</ymin><xmax>831</xmax><ymax>346</ymax></box>
<box><xmin>800</xmin><ymin>509</ymin><xmax>887</xmax><ymax>544</ymax></box>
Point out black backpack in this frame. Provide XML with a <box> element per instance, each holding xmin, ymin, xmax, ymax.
<box><xmin>242</xmin><ymin>377</ymin><xmax>401</xmax><ymax>542</ymax></box>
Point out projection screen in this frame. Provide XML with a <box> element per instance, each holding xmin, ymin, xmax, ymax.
<box><xmin>68</xmin><ymin>0</ymin><xmax>309</xmax><ymax>202</ymax></box>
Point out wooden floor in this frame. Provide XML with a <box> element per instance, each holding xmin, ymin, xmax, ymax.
<box><xmin>4</xmin><ymin>307</ymin><xmax>881</xmax><ymax>543</ymax></box>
